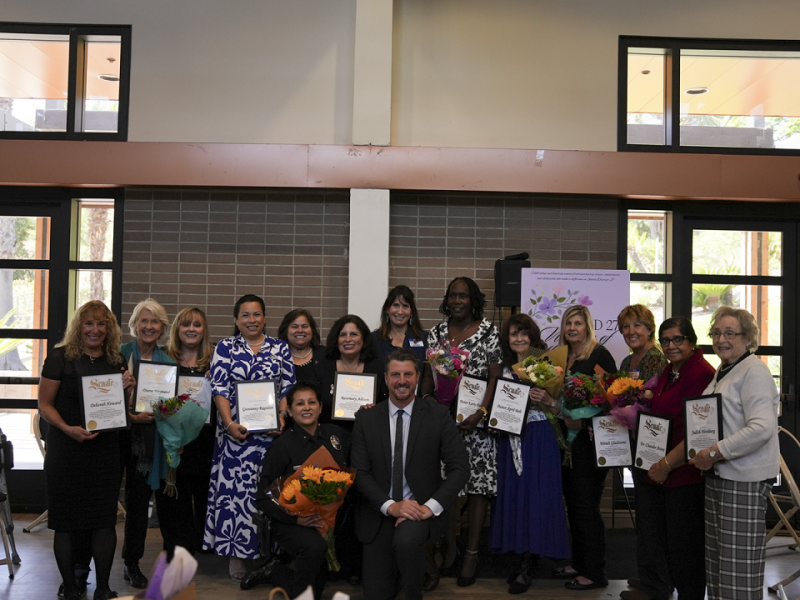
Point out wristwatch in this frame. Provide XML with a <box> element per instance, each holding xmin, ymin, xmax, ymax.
<box><xmin>709</xmin><ymin>449</ymin><xmax>719</xmax><ymax>460</ymax></box>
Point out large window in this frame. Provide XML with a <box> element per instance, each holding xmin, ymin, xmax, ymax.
<box><xmin>619</xmin><ymin>36</ymin><xmax>800</xmax><ymax>155</ymax></box>
<box><xmin>0</xmin><ymin>189</ymin><xmax>123</xmax><ymax>469</ymax></box>
<box><xmin>0</xmin><ymin>22</ymin><xmax>131</xmax><ymax>140</ymax></box>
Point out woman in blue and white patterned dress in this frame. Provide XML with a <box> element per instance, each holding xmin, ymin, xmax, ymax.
<box><xmin>203</xmin><ymin>294</ymin><xmax>296</xmax><ymax>582</ymax></box>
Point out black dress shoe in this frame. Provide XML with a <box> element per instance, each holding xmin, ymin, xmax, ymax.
<box><xmin>422</xmin><ymin>571</ymin><xmax>440</xmax><ymax>592</ymax></box>
<box><xmin>240</xmin><ymin>557</ymin><xmax>278</xmax><ymax>591</ymax></box>
<box><xmin>93</xmin><ymin>590</ymin><xmax>119</xmax><ymax>600</ymax></box>
<box><xmin>565</xmin><ymin>578</ymin><xmax>609</xmax><ymax>591</ymax></box>
<box><xmin>123</xmin><ymin>563</ymin><xmax>148</xmax><ymax>589</ymax></box>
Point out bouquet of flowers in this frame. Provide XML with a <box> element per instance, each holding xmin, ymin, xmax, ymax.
<box><xmin>562</xmin><ymin>373</ymin><xmax>607</xmax><ymax>442</ymax></box>
<box><xmin>150</xmin><ymin>394</ymin><xmax>209</xmax><ymax>497</ymax></box>
<box><xmin>514</xmin><ymin>355</ymin><xmax>564</xmax><ymax>397</ymax></box>
<box><xmin>267</xmin><ymin>446</ymin><xmax>356</xmax><ymax>571</ymax></box>
<box><xmin>143</xmin><ymin>546</ymin><xmax>197</xmax><ymax>600</ymax></box>
<box><xmin>603</xmin><ymin>372</ymin><xmax>656</xmax><ymax>430</ymax></box>
<box><xmin>426</xmin><ymin>344</ymin><xmax>470</xmax><ymax>405</ymax></box>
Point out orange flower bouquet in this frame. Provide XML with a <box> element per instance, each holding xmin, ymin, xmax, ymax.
<box><xmin>265</xmin><ymin>446</ymin><xmax>356</xmax><ymax>571</ymax></box>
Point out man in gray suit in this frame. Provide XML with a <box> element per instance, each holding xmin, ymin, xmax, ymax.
<box><xmin>351</xmin><ymin>349</ymin><xmax>469</xmax><ymax>600</ymax></box>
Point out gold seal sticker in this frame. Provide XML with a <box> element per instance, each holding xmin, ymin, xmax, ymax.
<box><xmin>688</xmin><ymin>448</ymin><xmax>696</xmax><ymax>459</ymax></box>
<box><xmin>335</xmin><ymin>408</ymin><xmax>344</xmax><ymax>417</ymax></box>
<box><xmin>87</xmin><ymin>420</ymin><xmax>97</xmax><ymax>430</ymax></box>
<box><xmin>598</xmin><ymin>456</ymin><xmax>606</xmax><ymax>466</ymax></box>
<box><xmin>457</xmin><ymin>414</ymin><xmax>464</xmax><ymax>422</ymax></box>
<box><xmin>241</xmin><ymin>421</ymin><xmax>249</xmax><ymax>429</ymax></box>
<box><xmin>489</xmin><ymin>418</ymin><xmax>498</xmax><ymax>427</ymax></box>
<box><xmin>636</xmin><ymin>458</ymin><xmax>643</xmax><ymax>467</ymax></box>
<box><xmin>135</xmin><ymin>402</ymin><xmax>146</xmax><ymax>412</ymax></box>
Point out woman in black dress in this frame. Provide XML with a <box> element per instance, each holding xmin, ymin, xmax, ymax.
<box><xmin>157</xmin><ymin>307</ymin><xmax>215</xmax><ymax>557</ymax></box>
<box><xmin>278</xmin><ymin>309</ymin><xmax>321</xmax><ymax>388</ymax></box>
<box><xmin>39</xmin><ymin>300</ymin><xmax>134</xmax><ymax>600</ymax></box>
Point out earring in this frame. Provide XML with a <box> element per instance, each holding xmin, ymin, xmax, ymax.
<box><xmin>409</xmin><ymin>317</ymin><xmax>414</xmax><ymax>327</ymax></box>
<box><xmin>384</xmin><ymin>314</ymin><xmax>389</xmax><ymax>324</ymax></box>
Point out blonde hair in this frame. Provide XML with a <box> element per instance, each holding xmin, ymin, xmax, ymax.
<box><xmin>166</xmin><ymin>307</ymin><xmax>213</xmax><ymax>373</ymax></box>
<box><xmin>128</xmin><ymin>298</ymin><xmax>169</xmax><ymax>340</ymax></box>
<box><xmin>709</xmin><ymin>306</ymin><xmax>760</xmax><ymax>352</ymax></box>
<box><xmin>560</xmin><ymin>305</ymin><xmax>599</xmax><ymax>362</ymax></box>
<box><xmin>57</xmin><ymin>300</ymin><xmax>123</xmax><ymax>363</ymax></box>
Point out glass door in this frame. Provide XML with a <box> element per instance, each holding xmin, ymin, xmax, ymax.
<box><xmin>679</xmin><ymin>218</ymin><xmax>797</xmax><ymax>433</ymax></box>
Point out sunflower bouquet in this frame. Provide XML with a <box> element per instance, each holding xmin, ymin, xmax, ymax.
<box><xmin>603</xmin><ymin>372</ymin><xmax>656</xmax><ymax>430</ymax></box>
<box><xmin>267</xmin><ymin>446</ymin><xmax>356</xmax><ymax>571</ymax></box>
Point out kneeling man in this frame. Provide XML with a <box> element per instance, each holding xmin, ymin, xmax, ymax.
<box><xmin>351</xmin><ymin>349</ymin><xmax>469</xmax><ymax>600</ymax></box>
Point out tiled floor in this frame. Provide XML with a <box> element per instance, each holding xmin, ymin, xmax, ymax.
<box><xmin>2</xmin><ymin>513</ymin><xmax>800</xmax><ymax>600</ymax></box>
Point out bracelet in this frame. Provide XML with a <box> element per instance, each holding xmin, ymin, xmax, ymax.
<box><xmin>422</xmin><ymin>394</ymin><xmax>433</xmax><ymax>401</ymax></box>
<box><xmin>476</xmin><ymin>406</ymin><xmax>489</xmax><ymax>419</ymax></box>
<box><xmin>225</xmin><ymin>422</ymin><xmax>235</xmax><ymax>432</ymax></box>
<box><xmin>663</xmin><ymin>456</ymin><xmax>672</xmax><ymax>470</ymax></box>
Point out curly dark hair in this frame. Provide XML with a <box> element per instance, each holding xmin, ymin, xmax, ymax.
<box><xmin>438</xmin><ymin>277</ymin><xmax>486</xmax><ymax>321</ymax></box>
<box><xmin>500</xmin><ymin>314</ymin><xmax>547</xmax><ymax>366</ymax></box>
<box><xmin>325</xmin><ymin>314</ymin><xmax>377</xmax><ymax>362</ymax></box>
<box><xmin>277</xmin><ymin>309</ymin><xmax>321</xmax><ymax>348</ymax></box>
<box><xmin>377</xmin><ymin>285</ymin><xmax>426</xmax><ymax>340</ymax></box>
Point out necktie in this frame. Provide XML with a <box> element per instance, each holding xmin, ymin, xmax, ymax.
<box><xmin>392</xmin><ymin>409</ymin><xmax>404</xmax><ymax>502</ymax></box>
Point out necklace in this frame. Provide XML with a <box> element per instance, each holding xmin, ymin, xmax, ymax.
<box><xmin>669</xmin><ymin>368</ymin><xmax>680</xmax><ymax>382</ymax></box>
<box><xmin>719</xmin><ymin>362</ymin><xmax>736</xmax><ymax>374</ymax></box>
<box><xmin>86</xmin><ymin>354</ymin><xmax>98</xmax><ymax>364</ymax></box>
<box><xmin>247</xmin><ymin>334</ymin><xmax>265</xmax><ymax>349</ymax></box>
<box><xmin>292</xmin><ymin>349</ymin><xmax>312</xmax><ymax>360</ymax></box>
<box><xmin>449</xmin><ymin>320</ymin><xmax>473</xmax><ymax>343</ymax></box>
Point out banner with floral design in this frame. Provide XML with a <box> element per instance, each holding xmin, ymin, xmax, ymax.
<box><xmin>520</xmin><ymin>268</ymin><xmax>630</xmax><ymax>365</ymax></box>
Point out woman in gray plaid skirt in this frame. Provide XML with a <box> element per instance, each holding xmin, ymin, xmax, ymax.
<box><xmin>690</xmin><ymin>306</ymin><xmax>780</xmax><ymax>600</ymax></box>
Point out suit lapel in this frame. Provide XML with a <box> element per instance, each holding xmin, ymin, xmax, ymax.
<box><xmin>377</xmin><ymin>401</ymin><xmax>392</xmax><ymax>473</ymax></box>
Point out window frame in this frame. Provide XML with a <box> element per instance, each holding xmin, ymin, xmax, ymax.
<box><xmin>0</xmin><ymin>21</ymin><xmax>131</xmax><ymax>141</ymax></box>
<box><xmin>618</xmin><ymin>35</ymin><xmax>800</xmax><ymax>156</ymax></box>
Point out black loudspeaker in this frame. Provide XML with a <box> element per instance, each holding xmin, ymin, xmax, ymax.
<box><xmin>495</xmin><ymin>258</ymin><xmax>530</xmax><ymax>307</ymax></box>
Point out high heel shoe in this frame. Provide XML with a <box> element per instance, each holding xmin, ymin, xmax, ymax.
<box><xmin>456</xmin><ymin>550</ymin><xmax>479</xmax><ymax>587</ymax></box>
<box><xmin>439</xmin><ymin>546</ymin><xmax>461</xmax><ymax>578</ymax></box>
<box><xmin>508</xmin><ymin>553</ymin><xmax>538</xmax><ymax>594</ymax></box>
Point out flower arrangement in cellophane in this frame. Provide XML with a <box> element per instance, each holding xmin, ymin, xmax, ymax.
<box><xmin>426</xmin><ymin>343</ymin><xmax>470</xmax><ymax>405</ymax></box>
<box><xmin>602</xmin><ymin>372</ymin><xmax>656</xmax><ymax>430</ymax></box>
<box><xmin>267</xmin><ymin>446</ymin><xmax>356</xmax><ymax>571</ymax></box>
<box><xmin>561</xmin><ymin>372</ymin><xmax>607</xmax><ymax>440</ymax></box>
<box><xmin>150</xmin><ymin>394</ymin><xmax>208</xmax><ymax>497</ymax></box>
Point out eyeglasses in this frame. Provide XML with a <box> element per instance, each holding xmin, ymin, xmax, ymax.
<box><xmin>710</xmin><ymin>330</ymin><xmax>746</xmax><ymax>341</ymax></box>
<box><xmin>658</xmin><ymin>336</ymin><xmax>686</xmax><ymax>347</ymax></box>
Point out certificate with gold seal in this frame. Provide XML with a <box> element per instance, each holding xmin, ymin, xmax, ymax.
<box><xmin>487</xmin><ymin>377</ymin><xmax>531</xmax><ymax>437</ymax></box>
<box><xmin>235</xmin><ymin>380</ymin><xmax>279</xmax><ymax>432</ymax></box>
<box><xmin>178</xmin><ymin>375</ymin><xmax>213</xmax><ymax>425</ymax></box>
<box><xmin>80</xmin><ymin>372</ymin><xmax>129</xmax><ymax>432</ymax></box>
<box><xmin>134</xmin><ymin>361</ymin><xmax>178</xmax><ymax>413</ymax></box>
<box><xmin>455</xmin><ymin>375</ymin><xmax>487</xmax><ymax>429</ymax></box>
<box><xmin>684</xmin><ymin>394</ymin><xmax>722</xmax><ymax>461</ymax></box>
<box><xmin>592</xmin><ymin>414</ymin><xmax>632</xmax><ymax>468</ymax></box>
<box><xmin>633</xmin><ymin>412</ymin><xmax>672</xmax><ymax>470</ymax></box>
<box><xmin>332</xmin><ymin>372</ymin><xmax>377</xmax><ymax>420</ymax></box>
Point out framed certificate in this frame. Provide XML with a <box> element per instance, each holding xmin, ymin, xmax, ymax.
<box><xmin>332</xmin><ymin>372</ymin><xmax>377</xmax><ymax>421</ymax></box>
<box><xmin>134</xmin><ymin>361</ymin><xmax>178</xmax><ymax>413</ymax></box>
<box><xmin>684</xmin><ymin>394</ymin><xmax>723</xmax><ymax>462</ymax></box>
<box><xmin>455</xmin><ymin>375</ymin><xmax>487</xmax><ymax>429</ymax></box>
<box><xmin>80</xmin><ymin>372</ymin><xmax>129</xmax><ymax>432</ymax></box>
<box><xmin>592</xmin><ymin>414</ymin><xmax>632</xmax><ymax>468</ymax></box>
<box><xmin>178</xmin><ymin>375</ymin><xmax>213</xmax><ymax>425</ymax></box>
<box><xmin>487</xmin><ymin>377</ymin><xmax>531</xmax><ymax>437</ymax></box>
<box><xmin>235</xmin><ymin>380</ymin><xmax>280</xmax><ymax>432</ymax></box>
<box><xmin>633</xmin><ymin>412</ymin><xmax>672</xmax><ymax>470</ymax></box>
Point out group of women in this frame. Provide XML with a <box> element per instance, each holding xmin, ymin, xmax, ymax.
<box><xmin>39</xmin><ymin>276</ymin><xmax>780</xmax><ymax>600</ymax></box>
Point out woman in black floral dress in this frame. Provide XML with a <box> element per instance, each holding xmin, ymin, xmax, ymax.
<box><xmin>427</xmin><ymin>277</ymin><xmax>503</xmax><ymax>587</ymax></box>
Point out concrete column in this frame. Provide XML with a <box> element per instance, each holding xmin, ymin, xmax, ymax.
<box><xmin>352</xmin><ymin>0</ymin><xmax>393</xmax><ymax>145</ymax></box>
<box><xmin>348</xmin><ymin>188</ymin><xmax>390</xmax><ymax>328</ymax></box>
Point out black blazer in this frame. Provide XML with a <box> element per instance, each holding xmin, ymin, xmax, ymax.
<box><xmin>350</xmin><ymin>397</ymin><xmax>469</xmax><ymax>544</ymax></box>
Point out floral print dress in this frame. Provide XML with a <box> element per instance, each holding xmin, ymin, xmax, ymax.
<box><xmin>203</xmin><ymin>333</ymin><xmax>295</xmax><ymax>559</ymax></box>
<box><xmin>428</xmin><ymin>318</ymin><xmax>502</xmax><ymax>496</ymax></box>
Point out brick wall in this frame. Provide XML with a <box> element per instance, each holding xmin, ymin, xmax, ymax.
<box><xmin>389</xmin><ymin>192</ymin><xmax>619</xmax><ymax>332</ymax></box>
<box><xmin>121</xmin><ymin>188</ymin><xmax>618</xmax><ymax>344</ymax></box>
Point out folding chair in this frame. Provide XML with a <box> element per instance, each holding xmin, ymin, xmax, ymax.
<box><xmin>767</xmin><ymin>427</ymin><xmax>800</xmax><ymax>594</ymax></box>
<box><xmin>0</xmin><ymin>427</ymin><xmax>20</xmax><ymax>577</ymax></box>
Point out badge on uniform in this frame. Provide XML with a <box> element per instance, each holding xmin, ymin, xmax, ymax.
<box><xmin>330</xmin><ymin>435</ymin><xmax>342</xmax><ymax>450</ymax></box>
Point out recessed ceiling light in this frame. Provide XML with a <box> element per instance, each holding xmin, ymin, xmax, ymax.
<box><xmin>684</xmin><ymin>87</ymin><xmax>709</xmax><ymax>95</ymax></box>
<box><xmin>98</xmin><ymin>74</ymin><xmax>120</xmax><ymax>82</ymax></box>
